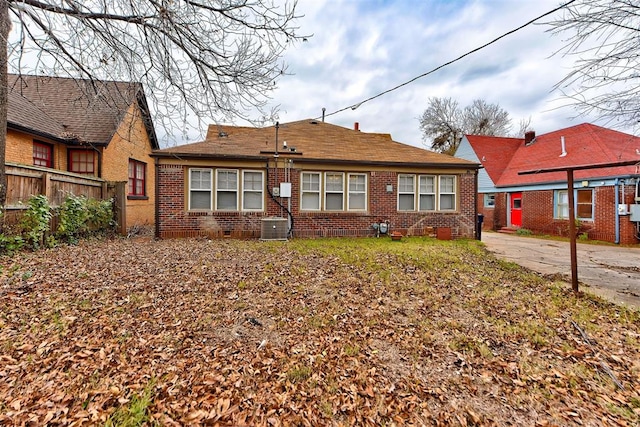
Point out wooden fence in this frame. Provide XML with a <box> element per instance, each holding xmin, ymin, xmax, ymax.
<box><xmin>2</xmin><ymin>162</ymin><xmax>127</xmax><ymax>234</ymax></box>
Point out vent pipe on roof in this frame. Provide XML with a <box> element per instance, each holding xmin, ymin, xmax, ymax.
<box><xmin>322</xmin><ymin>107</ymin><xmax>326</xmax><ymax>122</ymax></box>
<box><xmin>560</xmin><ymin>136</ymin><xmax>567</xmax><ymax>157</ymax></box>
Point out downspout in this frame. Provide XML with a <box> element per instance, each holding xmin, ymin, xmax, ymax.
<box><xmin>474</xmin><ymin>169</ymin><xmax>479</xmax><ymax>240</ymax></box>
<box><xmin>154</xmin><ymin>157</ymin><xmax>160</xmax><ymax>239</ymax></box>
<box><xmin>614</xmin><ymin>178</ymin><xmax>620</xmax><ymax>244</ymax></box>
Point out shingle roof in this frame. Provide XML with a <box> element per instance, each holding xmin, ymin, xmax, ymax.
<box><xmin>466</xmin><ymin>123</ymin><xmax>640</xmax><ymax>187</ymax></box>
<box><xmin>7</xmin><ymin>74</ymin><xmax>148</xmax><ymax>145</ymax></box>
<box><xmin>154</xmin><ymin>119</ymin><xmax>479</xmax><ymax>167</ymax></box>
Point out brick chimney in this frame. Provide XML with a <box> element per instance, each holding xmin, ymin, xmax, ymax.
<box><xmin>354</xmin><ymin>122</ymin><xmax>359</xmax><ymax>131</ymax></box>
<box><xmin>524</xmin><ymin>130</ymin><xmax>535</xmax><ymax>145</ymax></box>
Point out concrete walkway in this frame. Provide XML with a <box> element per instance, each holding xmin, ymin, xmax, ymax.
<box><xmin>481</xmin><ymin>232</ymin><xmax>640</xmax><ymax>310</ymax></box>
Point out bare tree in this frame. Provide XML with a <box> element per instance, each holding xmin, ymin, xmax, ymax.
<box><xmin>0</xmin><ymin>0</ymin><xmax>304</xmax><ymax>205</ymax></box>
<box><xmin>419</xmin><ymin>97</ymin><xmax>512</xmax><ymax>155</ymax></box>
<box><xmin>547</xmin><ymin>0</ymin><xmax>640</xmax><ymax>127</ymax></box>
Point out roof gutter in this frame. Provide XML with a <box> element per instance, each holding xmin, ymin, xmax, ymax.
<box><xmin>150</xmin><ymin>151</ymin><xmax>480</xmax><ymax>169</ymax></box>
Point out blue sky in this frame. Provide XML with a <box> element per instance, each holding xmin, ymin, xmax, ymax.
<box><xmin>251</xmin><ymin>0</ymin><xmax>608</xmax><ymax>149</ymax></box>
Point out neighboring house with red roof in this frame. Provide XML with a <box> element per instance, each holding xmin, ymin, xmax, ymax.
<box><xmin>152</xmin><ymin>119</ymin><xmax>481</xmax><ymax>239</ymax></box>
<box><xmin>455</xmin><ymin>123</ymin><xmax>640</xmax><ymax>244</ymax></box>
<box><xmin>6</xmin><ymin>74</ymin><xmax>159</xmax><ymax>230</ymax></box>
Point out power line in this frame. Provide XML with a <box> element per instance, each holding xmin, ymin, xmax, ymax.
<box><xmin>320</xmin><ymin>0</ymin><xmax>577</xmax><ymax>120</ymax></box>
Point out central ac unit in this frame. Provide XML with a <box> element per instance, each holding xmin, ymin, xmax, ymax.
<box><xmin>261</xmin><ymin>217</ymin><xmax>288</xmax><ymax>240</ymax></box>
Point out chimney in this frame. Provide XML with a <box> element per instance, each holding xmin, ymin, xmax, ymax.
<box><xmin>354</xmin><ymin>122</ymin><xmax>359</xmax><ymax>131</ymax></box>
<box><xmin>524</xmin><ymin>130</ymin><xmax>535</xmax><ymax>145</ymax></box>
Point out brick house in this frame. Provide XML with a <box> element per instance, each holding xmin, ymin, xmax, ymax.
<box><xmin>152</xmin><ymin>119</ymin><xmax>480</xmax><ymax>239</ymax></box>
<box><xmin>7</xmin><ymin>74</ymin><xmax>159</xmax><ymax>229</ymax></box>
<box><xmin>455</xmin><ymin>123</ymin><xmax>640</xmax><ymax>244</ymax></box>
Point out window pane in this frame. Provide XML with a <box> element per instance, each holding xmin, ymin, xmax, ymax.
<box><xmin>440</xmin><ymin>194</ymin><xmax>455</xmax><ymax>210</ymax></box>
<box><xmin>326</xmin><ymin>173</ymin><xmax>343</xmax><ymax>191</ymax></box>
<box><xmin>419</xmin><ymin>176</ymin><xmax>435</xmax><ymax>193</ymax></box>
<box><xmin>399</xmin><ymin>175</ymin><xmax>414</xmax><ymax>192</ymax></box>
<box><xmin>302</xmin><ymin>173</ymin><xmax>320</xmax><ymax>191</ymax></box>
<box><xmin>440</xmin><ymin>176</ymin><xmax>455</xmax><ymax>193</ymax></box>
<box><xmin>244</xmin><ymin>172</ymin><xmax>262</xmax><ymax>191</ymax></box>
<box><xmin>399</xmin><ymin>194</ymin><xmax>414</xmax><ymax>211</ymax></box>
<box><xmin>302</xmin><ymin>193</ymin><xmax>320</xmax><ymax>210</ymax></box>
<box><xmin>349</xmin><ymin>175</ymin><xmax>365</xmax><ymax>191</ymax></box>
<box><xmin>218</xmin><ymin>171</ymin><xmax>237</xmax><ymax>190</ymax></box>
<box><xmin>326</xmin><ymin>193</ymin><xmax>343</xmax><ymax>210</ymax></box>
<box><xmin>191</xmin><ymin>192</ymin><xmax>211</xmax><ymax>209</ymax></box>
<box><xmin>577</xmin><ymin>190</ymin><xmax>592</xmax><ymax>204</ymax></box>
<box><xmin>577</xmin><ymin>204</ymin><xmax>592</xmax><ymax>219</ymax></box>
<box><xmin>191</xmin><ymin>170</ymin><xmax>211</xmax><ymax>190</ymax></box>
<box><xmin>484</xmin><ymin>193</ymin><xmax>495</xmax><ymax>207</ymax></box>
<box><xmin>350</xmin><ymin>193</ymin><xmax>365</xmax><ymax>210</ymax></box>
<box><xmin>244</xmin><ymin>192</ymin><xmax>262</xmax><ymax>210</ymax></box>
<box><xmin>419</xmin><ymin>194</ymin><xmax>435</xmax><ymax>210</ymax></box>
<box><xmin>217</xmin><ymin>192</ymin><xmax>237</xmax><ymax>210</ymax></box>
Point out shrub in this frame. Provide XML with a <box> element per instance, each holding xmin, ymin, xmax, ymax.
<box><xmin>516</xmin><ymin>228</ymin><xmax>533</xmax><ymax>236</ymax></box>
<box><xmin>56</xmin><ymin>195</ymin><xmax>115</xmax><ymax>244</ymax></box>
<box><xmin>20</xmin><ymin>195</ymin><xmax>53</xmax><ymax>249</ymax></box>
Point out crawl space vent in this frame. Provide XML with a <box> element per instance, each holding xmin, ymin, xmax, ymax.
<box><xmin>261</xmin><ymin>217</ymin><xmax>288</xmax><ymax>240</ymax></box>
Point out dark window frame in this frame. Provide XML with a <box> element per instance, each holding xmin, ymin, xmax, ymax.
<box><xmin>128</xmin><ymin>159</ymin><xmax>147</xmax><ymax>198</ymax></box>
<box><xmin>68</xmin><ymin>149</ymin><xmax>95</xmax><ymax>175</ymax></box>
<box><xmin>33</xmin><ymin>141</ymin><xmax>53</xmax><ymax>168</ymax></box>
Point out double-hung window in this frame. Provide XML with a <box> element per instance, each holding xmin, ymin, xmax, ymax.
<box><xmin>418</xmin><ymin>175</ymin><xmax>436</xmax><ymax>211</ymax></box>
<box><xmin>484</xmin><ymin>193</ymin><xmax>496</xmax><ymax>208</ymax></box>
<box><xmin>216</xmin><ymin>169</ymin><xmax>238</xmax><ymax>210</ymax></box>
<box><xmin>301</xmin><ymin>172</ymin><xmax>321</xmax><ymax>210</ymax></box>
<box><xmin>325</xmin><ymin>172</ymin><xmax>344</xmax><ymax>211</ymax></box>
<box><xmin>348</xmin><ymin>173</ymin><xmax>367</xmax><ymax>211</ymax></box>
<box><xmin>69</xmin><ymin>150</ymin><xmax>95</xmax><ymax>175</ymax></box>
<box><xmin>33</xmin><ymin>141</ymin><xmax>53</xmax><ymax>168</ymax></box>
<box><xmin>555</xmin><ymin>189</ymin><xmax>593</xmax><ymax>220</ymax></box>
<box><xmin>128</xmin><ymin>159</ymin><xmax>146</xmax><ymax>197</ymax></box>
<box><xmin>398</xmin><ymin>174</ymin><xmax>415</xmax><ymax>211</ymax></box>
<box><xmin>439</xmin><ymin>175</ymin><xmax>456</xmax><ymax>211</ymax></box>
<box><xmin>242</xmin><ymin>170</ymin><xmax>263</xmax><ymax>211</ymax></box>
<box><xmin>189</xmin><ymin>169</ymin><xmax>213</xmax><ymax>210</ymax></box>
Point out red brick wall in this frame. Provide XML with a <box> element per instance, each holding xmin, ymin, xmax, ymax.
<box><xmin>156</xmin><ymin>165</ymin><xmax>478</xmax><ymax>240</ymax></box>
<box><xmin>479</xmin><ymin>186</ymin><xmax>639</xmax><ymax>244</ymax></box>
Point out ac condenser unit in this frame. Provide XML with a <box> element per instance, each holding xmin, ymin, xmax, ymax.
<box><xmin>261</xmin><ymin>217</ymin><xmax>288</xmax><ymax>240</ymax></box>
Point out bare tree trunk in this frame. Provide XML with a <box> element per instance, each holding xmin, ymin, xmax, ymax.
<box><xmin>0</xmin><ymin>0</ymin><xmax>8</xmax><ymax>208</ymax></box>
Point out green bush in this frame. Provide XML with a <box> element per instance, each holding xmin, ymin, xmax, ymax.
<box><xmin>515</xmin><ymin>228</ymin><xmax>533</xmax><ymax>236</ymax></box>
<box><xmin>56</xmin><ymin>194</ymin><xmax>115</xmax><ymax>244</ymax></box>
<box><xmin>20</xmin><ymin>195</ymin><xmax>53</xmax><ymax>249</ymax></box>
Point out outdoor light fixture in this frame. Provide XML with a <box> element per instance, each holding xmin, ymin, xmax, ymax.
<box><xmin>386</xmin><ymin>184</ymin><xmax>393</xmax><ymax>193</ymax></box>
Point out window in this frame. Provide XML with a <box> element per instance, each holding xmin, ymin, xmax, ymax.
<box><xmin>325</xmin><ymin>172</ymin><xmax>344</xmax><ymax>211</ymax></box>
<box><xmin>398</xmin><ymin>174</ymin><xmax>415</xmax><ymax>211</ymax></box>
<box><xmin>69</xmin><ymin>150</ymin><xmax>95</xmax><ymax>174</ymax></box>
<box><xmin>33</xmin><ymin>142</ymin><xmax>53</xmax><ymax>168</ymax></box>
<box><xmin>216</xmin><ymin>169</ymin><xmax>238</xmax><ymax>210</ymax></box>
<box><xmin>398</xmin><ymin>174</ymin><xmax>458</xmax><ymax>211</ymax></box>
<box><xmin>555</xmin><ymin>189</ymin><xmax>593</xmax><ymax>220</ymax></box>
<box><xmin>128</xmin><ymin>159</ymin><xmax>146</xmax><ymax>197</ymax></box>
<box><xmin>576</xmin><ymin>189</ymin><xmax>593</xmax><ymax>220</ymax></box>
<box><xmin>439</xmin><ymin>175</ymin><xmax>456</xmax><ymax>210</ymax></box>
<box><xmin>484</xmin><ymin>193</ymin><xmax>496</xmax><ymax>208</ymax></box>
<box><xmin>348</xmin><ymin>173</ymin><xmax>367</xmax><ymax>210</ymax></box>
<box><xmin>301</xmin><ymin>172</ymin><xmax>321</xmax><ymax>210</ymax></box>
<box><xmin>189</xmin><ymin>168</ymin><xmax>213</xmax><ymax>210</ymax></box>
<box><xmin>242</xmin><ymin>171</ymin><xmax>263</xmax><ymax>211</ymax></box>
<box><xmin>418</xmin><ymin>175</ymin><xmax>436</xmax><ymax>211</ymax></box>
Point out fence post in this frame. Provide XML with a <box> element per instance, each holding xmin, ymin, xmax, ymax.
<box><xmin>112</xmin><ymin>181</ymin><xmax>127</xmax><ymax>235</ymax></box>
<box><xmin>43</xmin><ymin>172</ymin><xmax>53</xmax><ymax>204</ymax></box>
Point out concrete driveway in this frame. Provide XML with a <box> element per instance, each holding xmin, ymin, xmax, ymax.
<box><xmin>481</xmin><ymin>232</ymin><xmax>640</xmax><ymax>310</ymax></box>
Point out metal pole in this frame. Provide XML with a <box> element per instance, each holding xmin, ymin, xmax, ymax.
<box><xmin>567</xmin><ymin>169</ymin><xmax>579</xmax><ymax>293</ymax></box>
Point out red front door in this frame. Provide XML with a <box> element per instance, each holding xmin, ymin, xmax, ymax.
<box><xmin>510</xmin><ymin>192</ymin><xmax>522</xmax><ymax>228</ymax></box>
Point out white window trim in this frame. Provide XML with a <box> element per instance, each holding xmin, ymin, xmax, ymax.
<box><xmin>398</xmin><ymin>174</ymin><xmax>416</xmax><ymax>211</ymax></box>
<box><xmin>484</xmin><ymin>193</ymin><xmax>496</xmax><ymax>208</ymax></box>
<box><xmin>188</xmin><ymin>168</ymin><xmax>213</xmax><ymax>211</ymax></box>
<box><xmin>242</xmin><ymin>170</ymin><xmax>264</xmax><ymax>212</ymax></box>
<box><xmin>555</xmin><ymin>189</ymin><xmax>594</xmax><ymax>220</ymax></box>
<box><xmin>347</xmin><ymin>173</ymin><xmax>367</xmax><ymax>211</ymax></box>
<box><xmin>324</xmin><ymin>172</ymin><xmax>345</xmax><ymax>211</ymax></box>
<box><xmin>215</xmin><ymin>169</ymin><xmax>239</xmax><ymax>211</ymax></box>
<box><xmin>300</xmin><ymin>171</ymin><xmax>321</xmax><ymax>211</ymax></box>
<box><xmin>438</xmin><ymin>175</ymin><xmax>457</xmax><ymax>211</ymax></box>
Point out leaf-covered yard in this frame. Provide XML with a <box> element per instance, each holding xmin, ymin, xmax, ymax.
<box><xmin>1</xmin><ymin>237</ymin><xmax>639</xmax><ymax>426</ymax></box>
